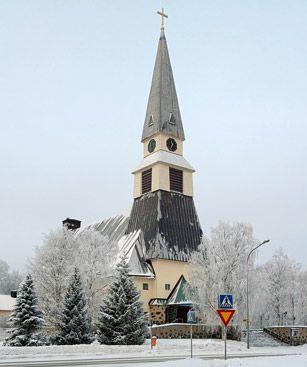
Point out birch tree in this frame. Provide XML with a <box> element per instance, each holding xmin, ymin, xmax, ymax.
<box><xmin>261</xmin><ymin>248</ymin><xmax>300</xmax><ymax>325</ymax></box>
<box><xmin>30</xmin><ymin>227</ymin><xmax>76</xmax><ymax>326</ymax></box>
<box><xmin>30</xmin><ymin>226</ymin><xmax>119</xmax><ymax>327</ymax></box>
<box><xmin>188</xmin><ymin>221</ymin><xmax>257</xmax><ymax>324</ymax></box>
<box><xmin>75</xmin><ymin>228</ymin><xmax>118</xmax><ymax>322</ymax></box>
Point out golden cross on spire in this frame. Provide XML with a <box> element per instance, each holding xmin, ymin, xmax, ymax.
<box><xmin>157</xmin><ymin>8</ymin><xmax>168</xmax><ymax>30</ymax></box>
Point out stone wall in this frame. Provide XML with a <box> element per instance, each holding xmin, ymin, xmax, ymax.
<box><xmin>151</xmin><ymin>323</ymin><xmax>241</xmax><ymax>340</ymax></box>
<box><xmin>264</xmin><ymin>326</ymin><xmax>307</xmax><ymax>345</ymax></box>
<box><xmin>149</xmin><ymin>305</ymin><xmax>166</xmax><ymax>325</ymax></box>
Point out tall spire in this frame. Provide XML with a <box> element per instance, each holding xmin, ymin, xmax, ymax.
<box><xmin>141</xmin><ymin>27</ymin><xmax>185</xmax><ymax>142</ymax></box>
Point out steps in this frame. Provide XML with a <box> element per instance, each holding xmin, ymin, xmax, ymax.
<box><xmin>241</xmin><ymin>329</ymin><xmax>287</xmax><ymax>347</ymax></box>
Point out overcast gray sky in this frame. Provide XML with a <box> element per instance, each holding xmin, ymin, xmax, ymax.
<box><xmin>1</xmin><ymin>0</ymin><xmax>306</xmax><ymax>271</ymax></box>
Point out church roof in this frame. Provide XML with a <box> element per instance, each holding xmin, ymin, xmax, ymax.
<box><xmin>142</xmin><ymin>29</ymin><xmax>185</xmax><ymax>142</ymax></box>
<box><xmin>84</xmin><ymin>214</ymin><xmax>129</xmax><ymax>242</ymax></box>
<box><xmin>118</xmin><ymin>230</ymin><xmax>154</xmax><ymax>277</ymax></box>
<box><xmin>81</xmin><ymin>215</ymin><xmax>154</xmax><ymax>277</ymax></box>
<box><xmin>126</xmin><ymin>191</ymin><xmax>203</xmax><ymax>261</ymax></box>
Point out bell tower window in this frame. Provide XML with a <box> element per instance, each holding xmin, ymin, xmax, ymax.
<box><xmin>148</xmin><ymin>115</ymin><xmax>154</xmax><ymax>126</ymax></box>
<box><xmin>169</xmin><ymin>168</ymin><xmax>183</xmax><ymax>193</ymax></box>
<box><xmin>142</xmin><ymin>169</ymin><xmax>152</xmax><ymax>194</ymax></box>
<box><xmin>169</xmin><ymin>112</ymin><xmax>176</xmax><ymax>124</ymax></box>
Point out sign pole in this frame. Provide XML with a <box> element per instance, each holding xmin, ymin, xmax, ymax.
<box><xmin>150</xmin><ymin>321</ymin><xmax>152</xmax><ymax>350</ymax></box>
<box><xmin>190</xmin><ymin>323</ymin><xmax>193</xmax><ymax>358</ymax></box>
<box><xmin>187</xmin><ymin>309</ymin><xmax>196</xmax><ymax>359</ymax></box>
<box><xmin>224</xmin><ymin>326</ymin><xmax>227</xmax><ymax>360</ymax></box>
<box><xmin>217</xmin><ymin>293</ymin><xmax>235</xmax><ymax>361</ymax></box>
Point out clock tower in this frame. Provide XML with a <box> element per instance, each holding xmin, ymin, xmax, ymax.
<box><xmin>125</xmin><ymin>25</ymin><xmax>202</xmax><ymax>262</ymax></box>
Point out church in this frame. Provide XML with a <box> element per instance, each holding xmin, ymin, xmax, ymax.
<box><xmin>65</xmin><ymin>11</ymin><xmax>203</xmax><ymax>324</ymax></box>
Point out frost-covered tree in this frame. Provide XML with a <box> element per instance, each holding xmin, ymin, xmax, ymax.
<box><xmin>297</xmin><ymin>270</ymin><xmax>307</xmax><ymax>325</ymax></box>
<box><xmin>261</xmin><ymin>248</ymin><xmax>300</xmax><ymax>326</ymax></box>
<box><xmin>239</xmin><ymin>247</ymin><xmax>301</xmax><ymax>328</ymax></box>
<box><xmin>0</xmin><ymin>259</ymin><xmax>23</xmax><ymax>294</ymax></box>
<box><xmin>96</xmin><ymin>258</ymin><xmax>148</xmax><ymax>345</ymax></box>
<box><xmin>248</xmin><ymin>265</ymin><xmax>270</xmax><ymax>328</ymax></box>
<box><xmin>188</xmin><ymin>221</ymin><xmax>257</xmax><ymax>324</ymax></box>
<box><xmin>53</xmin><ymin>268</ymin><xmax>92</xmax><ymax>345</ymax></box>
<box><xmin>4</xmin><ymin>274</ymin><xmax>44</xmax><ymax>346</ymax></box>
<box><xmin>30</xmin><ymin>227</ymin><xmax>75</xmax><ymax>327</ymax></box>
<box><xmin>30</xmin><ymin>226</ymin><xmax>118</xmax><ymax>326</ymax></box>
<box><xmin>0</xmin><ymin>259</ymin><xmax>9</xmax><ymax>289</ymax></box>
<box><xmin>75</xmin><ymin>229</ymin><xmax>118</xmax><ymax>322</ymax></box>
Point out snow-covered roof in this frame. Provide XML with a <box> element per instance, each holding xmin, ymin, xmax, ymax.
<box><xmin>0</xmin><ymin>295</ymin><xmax>16</xmax><ymax>311</ymax></box>
<box><xmin>118</xmin><ymin>230</ymin><xmax>154</xmax><ymax>277</ymax></box>
<box><xmin>81</xmin><ymin>214</ymin><xmax>129</xmax><ymax>242</ymax></box>
<box><xmin>149</xmin><ymin>298</ymin><xmax>167</xmax><ymax>306</ymax></box>
<box><xmin>132</xmin><ymin>150</ymin><xmax>195</xmax><ymax>173</ymax></box>
<box><xmin>81</xmin><ymin>215</ymin><xmax>154</xmax><ymax>278</ymax></box>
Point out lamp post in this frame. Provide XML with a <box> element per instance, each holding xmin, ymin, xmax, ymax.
<box><xmin>246</xmin><ymin>239</ymin><xmax>270</xmax><ymax>349</ymax></box>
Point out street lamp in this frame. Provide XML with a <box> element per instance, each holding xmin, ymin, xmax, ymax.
<box><xmin>246</xmin><ymin>239</ymin><xmax>270</xmax><ymax>349</ymax></box>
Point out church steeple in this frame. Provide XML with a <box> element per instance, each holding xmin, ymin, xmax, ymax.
<box><xmin>142</xmin><ymin>29</ymin><xmax>185</xmax><ymax>142</ymax></box>
<box><xmin>125</xmin><ymin>17</ymin><xmax>203</xmax><ymax>262</ymax></box>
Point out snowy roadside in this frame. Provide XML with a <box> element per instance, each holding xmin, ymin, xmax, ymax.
<box><xmin>0</xmin><ymin>339</ymin><xmax>306</xmax><ymax>361</ymax></box>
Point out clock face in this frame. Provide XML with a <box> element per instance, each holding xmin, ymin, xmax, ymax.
<box><xmin>148</xmin><ymin>139</ymin><xmax>156</xmax><ymax>153</ymax></box>
<box><xmin>166</xmin><ymin>138</ymin><xmax>177</xmax><ymax>152</ymax></box>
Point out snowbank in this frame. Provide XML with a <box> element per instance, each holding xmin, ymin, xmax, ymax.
<box><xmin>0</xmin><ymin>338</ymin><xmax>306</xmax><ymax>362</ymax></box>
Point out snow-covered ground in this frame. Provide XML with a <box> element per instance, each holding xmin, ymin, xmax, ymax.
<box><xmin>0</xmin><ymin>338</ymin><xmax>307</xmax><ymax>366</ymax></box>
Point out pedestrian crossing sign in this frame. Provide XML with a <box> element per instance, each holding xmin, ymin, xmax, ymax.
<box><xmin>218</xmin><ymin>294</ymin><xmax>233</xmax><ymax>309</ymax></box>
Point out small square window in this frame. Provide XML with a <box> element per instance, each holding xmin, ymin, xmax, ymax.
<box><xmin>165</xmin><ymin>284</ymin><xmax>170</xmax><ymax>291</ymax></box>
<box><xmin>143</xmin><ymin>283</ymin><xmax>149</xmax><ymax>290</ymax></box>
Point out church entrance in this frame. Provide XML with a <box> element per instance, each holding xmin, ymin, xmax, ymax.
<box><xmin>165</xmin><ymin>305</ymin><xmax>191</xmax><ymax>323</ymax></box>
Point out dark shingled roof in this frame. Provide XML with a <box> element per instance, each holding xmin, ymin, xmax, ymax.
<box><xmin>142</xmin><ymin>29</ymin><xmax>185</xmax><ymax>142</ymax></box>
<box><xmin>125</xmin><ymin>190</ymin><xmax>203</xmax><ymax>261</ymax></box>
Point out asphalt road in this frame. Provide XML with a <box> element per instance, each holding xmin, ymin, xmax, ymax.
<box><xmin>0</xmin><ymin>351</ymin><xmax>301</xmax><ymax>367</ymax></box>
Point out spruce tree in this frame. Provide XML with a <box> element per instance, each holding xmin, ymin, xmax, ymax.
<box><xmin>54</xmin><ymin>268</ymin><xmax>92</xmax><ymax>345</ymax></box>
<box><xmin>97</xmin><ymin>258</ymin><xmax>148</xmax><ymax>345</ymax></box>
<box><xmin>4</xmin><ymin>274</ymin><xmax>44</xmax><ymax>346</ymax></box>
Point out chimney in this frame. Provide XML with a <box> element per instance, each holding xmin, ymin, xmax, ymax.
<box><xmin>11</xmin><ymin>290</ymin><xmax>17</xmax><ymax>298</ymax></box>
<box><xmin>62</xmin><ymin>218</ymin><xmax>81</xmax><ymax>231</ymax></box>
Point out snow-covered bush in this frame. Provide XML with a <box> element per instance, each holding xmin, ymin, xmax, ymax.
<box><xmin>96</xmin><ymin>258</ymin><xmax>148</xmax><ymax>345</ymax></box>
<box><xmin>4</xmin><ymin>274</ymin><xmax>45</xmax><ymax>346</ymax></box>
